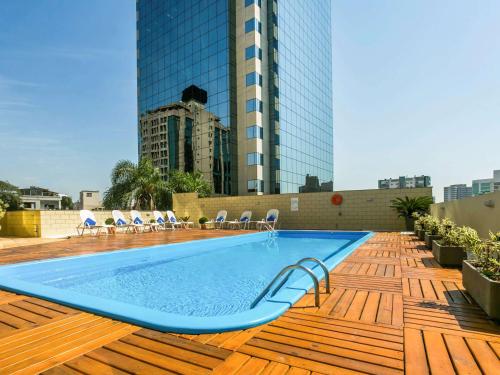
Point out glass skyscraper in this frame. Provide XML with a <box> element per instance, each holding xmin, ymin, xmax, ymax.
<box><xmin>137</xmin><ymin>0</ymin><xmax>333</xmax><ymax>195</ymax></box>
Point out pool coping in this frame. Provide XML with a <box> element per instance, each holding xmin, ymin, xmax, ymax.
<box><xmin>0</xmin><ymin>230</ymin><xmax>374</xmax><ymax>333</ymax></box>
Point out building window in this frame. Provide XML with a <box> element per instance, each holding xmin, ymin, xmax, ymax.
<box><xmin>246</xmin><ymin>72</ymin><xmax>263</xmax><ymax>87</ymax></box>
<box><xmin>247</xmin><ymin>152</ymin><xmax>264</xmax><ymax>166</ymax></box>
<box><xmin>245</xmin><ymin>0</ymin><xmax>261</xmax><ymax>7</ymax></box>
<box><xmin>246</xmin><ymin>98</ymin><xmax>263</xmax><ymax>113</ymax></box>
<box><xmin>86</xmin><ymin>193</ymin><xmax>92</xmax><ymax>197</ymax></box>
<box><xmin>245</xmin><ymin>45</ymin><xmax>262</xmax><ymax>60</ymax></box>
<box><xmin>248</xmin><ymin>179</ymin><xmax>264</xmax><ymax>193</ymax></box>
<box><xmin>246</xmin><ymin>125</ymin><xmax>263</xmax><ymax>139</ymax></box>
<box><xmin>245</xmin><ymin>18</ymin><xmax>262</xmax><ymax>34</ymax></box>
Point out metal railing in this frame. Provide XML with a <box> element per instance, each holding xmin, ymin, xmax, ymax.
<box><xmin>271</xmin><ymin>257</ymin><xmax>330</xmax><ymax>297</ymax></box>
<box><xmin>251</xmin><ymin>264</ymin><xmax>320</xmax><ymax>309</ymax></box>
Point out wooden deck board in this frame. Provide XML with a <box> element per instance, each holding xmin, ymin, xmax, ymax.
<box><xmin>0</xmin><ymin>230</ymin><xmax>497</xmax><ymax>374</ymax></box>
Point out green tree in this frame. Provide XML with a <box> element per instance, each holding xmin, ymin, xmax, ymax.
<box><xmin>61</xmin><ymin>196</ymin><xmax>74</xmax><ymax>210</ymax></box>
<box><xmin>0</xmin><ymin>180</ymin><xmax>22</xmax><ymax>211</ymax></box>
<box><xmin>166</xmin><ymin>170</ymin><xmax>212</xmax><ymax>198</ymax></box>
<box><xmin>103</xmin><ymin>158</ymin><xmax>168</xmax><ymax>210</ymax></box>
<box><xmin>390</xmin><ymin>196</ymin><xmax>434</xmax><ymax>231</ymax></box>
<box><xmin>0</xmin><ymin>199</ymin><xmax>8</xmax><ymax>222</ymax></box>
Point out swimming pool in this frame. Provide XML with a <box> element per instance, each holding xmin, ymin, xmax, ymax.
<box><xmin>0</xmin><ymin>230</ymin><xmax>372</xmax><ymax>333</ymax></box>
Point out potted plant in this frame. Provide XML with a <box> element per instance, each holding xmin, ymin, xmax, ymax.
<box><xmin>390</xmin><ymin>196</ymin><xmax>434</xmax><ymax>232</ymax></box>
<box><xmin>424</xmin><ymin>217</ymin><xmax>441</xmax><ymax>249</ymax></box>
<box><xmin>415</xmin><ymin>215</ymin><xmax>429</xmax><ymax>241</ymax></box>
<box><xmin>199</xmin><ymin>217</ymin><xmax>208</xmax><ymax>230</ymax></box>
<box><xmin>433</xmin><ymin>223</ymin><xmax>479</xmax><ymax>267</ymax></box>
<box><xmin>463</xmin><ymin>231</ymin><xmax>500</xmax><ymax>319</ymax></box>
<box><xmin>104</xmin><ymin>218</ymin><xmax>114</xmax><ymax>225</ymax></box>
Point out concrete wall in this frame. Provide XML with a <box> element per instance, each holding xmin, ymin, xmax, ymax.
<box><xmin>431</xmin><ymin>191</ymin><xmax>500</xmax><ymax>238</ymax></box>
<box><xmin>173</xmin><ymin>188</ymin><xmax>433</xmax><ymax>231</ymax></box>
<box><xmin>0</xmin><ymin>210</ymin><xmax>157</xmax><ymax>238</ymax></box>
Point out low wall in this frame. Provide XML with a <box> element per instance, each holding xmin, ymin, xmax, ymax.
<box><xmin>173</xmin><ymin>188</ymin><xmax>432</xmax><ymax>231</ymax></box>
<box><xmin>0</xmin><ymin>210</ymin><xmax>157</xmax><ymax>238</ymax></box>
<box><xmin>0</xmin><ymin>211</ymin><xmax>41</xmax><ymax>237</ymax></box>
<box><xmin>430</xmin><ymin>191</ymin><xmax>500</xmax><ymax>238</ymax></box>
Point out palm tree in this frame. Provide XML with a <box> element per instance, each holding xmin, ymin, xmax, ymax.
<box><xmin>390</xmin><ymin>196</ymin><xmax>433</xmax><ymax>231</ymax></box>
<box><xmin>103</xmin><ymin>158</ymin><xmax>168</xmax><ymax>210</ymax></box>
<box><xmin>166</xmin><ymin>170</ymin><xmax>212</xmax><ymax>198</ymax></box>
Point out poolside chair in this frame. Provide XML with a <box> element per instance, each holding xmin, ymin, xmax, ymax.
<box><xmin>206</xmin><ymin>210</ymin><xmax>227</xmax><ymax>229</ymax></box>
<box><xmin>226</xmin><ymin>210</ymin><xmax>252</xmax><ymax>230</ymax></box>
<box><xmin>77</xmin><ymin>210</ymin><xmax>113</xmax><ymax>236</ymax></box>
<box><xmin>153</xmin><ymin>210</ymin><xmax>172</xmax><ymax>230</ymax></box>
<box><xmin>112</xmin><ymin>210</ymin><xmax>143</xmax><ymax>233</ymax></box>
<box><xmin>256</xmin><ymin>209</ymin><xmax>279</xmax><ymax>231</ymax></box>
<box><xmin>130</xmin><ymin>210</ymin><xmax>159</xmax><ymax>232</ymax></box>
<box><xmin>166</xmin><ymin>210</ymin><xmax>193</xmax><ymax>229</ymax></box>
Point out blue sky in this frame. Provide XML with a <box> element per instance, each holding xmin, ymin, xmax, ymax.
<box><xmin>1</xmin><ymin>1</ymin><xmax>499</xmax><ymax>202</ymax></box>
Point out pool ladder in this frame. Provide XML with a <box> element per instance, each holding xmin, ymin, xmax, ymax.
<box><xmin>250</xmin><ymin>258</ymin><xmax>330</xmax><ymax>309</ymax></box>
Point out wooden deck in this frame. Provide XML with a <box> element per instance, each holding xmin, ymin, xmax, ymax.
<box><xmin>0</xmin><ymin>231</ymin><xmax>499</xmax><ymax>374</ymax></box>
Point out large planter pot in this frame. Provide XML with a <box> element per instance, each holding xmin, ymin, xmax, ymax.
<box><xmin>200</xmin><ymin>223</ymin><xmax>207</xmax><ymax>230</ymax></box>
<box><xmin>417</xmin><ymin>230</ymin><xmax>426</xmax><ymax>241</ymax></box>
<box><xmin>405</xmin><ymin>217</ymin><xmax>415</xmax><ymax>231</ymax></box>
<box><xmin>432</xmin><ymin>240</ymin><xmax>466</xmax><ymax>267</ymax></box>
<box><xmin>463</xmin><ymin>260</ymin><xmax>500</xmax><ymax>320</ymax></box>
<box><xmin>425</xmin><ymin>233</ymin><xmax>441</xmax><ymax>249</ymax></box>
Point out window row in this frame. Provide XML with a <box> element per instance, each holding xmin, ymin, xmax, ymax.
<box><xmin>246</xmin><ymin>124</ymin><xmax>263</xmax><ymax>139</ymax></box>
<box><xmin>245</xmin><ymin>18</ymin><xmax>262</xmax><ymax>34</ymax></box>
<box><xmin>247</xmin><ymin>179</ymin><xmax>264</xmax><ymax>193</ymax></box>
<box><xmin>246</xmin><ymin>98</ymin><xmax>263</xmax><ymax>113</ymax></box>
<box><xmin>245</xmin><ymin>0</ymin><xmax>261</xmax><ymax>7</ymax></box>
<box><xmin>245</xmin><ymin>45</ymin><xmax>262</xmax><ymax>60</ymax></box>
<box><xmin>247</xmin><ymin>152</ymin><xmax>264</xmax><ymax>166</ymax></box>
<box><xmin>246</xmin><ymin>72</ymin><xmax>263</xmax><ymax>87</ymax></box>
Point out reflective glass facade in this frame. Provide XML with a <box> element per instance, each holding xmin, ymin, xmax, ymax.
<box><xmin>137</xmin><ymin>0</ymin><xmax>234</xmax><ymax>145</ymax></box>
<box><xmin>137</xmin><ymin>0</ymin><xmax>333</xmax><ymax>195</ymax></box>
<box><xmin>270</xmin><ymin>0</ymin><xmax>334</xmax><ymax>193</ymax></box>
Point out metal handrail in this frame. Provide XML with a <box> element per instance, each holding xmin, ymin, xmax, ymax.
<box><xmin>271</xmin><ymin>258</ymin><xmax>330</xmax><ymax>297</ymax></box>
<box><xmin>250</xmin><ymin>264</ymin><xmax>320</xmax><ymax>308</ymax></box>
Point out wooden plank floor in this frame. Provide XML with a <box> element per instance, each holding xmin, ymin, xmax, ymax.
<box><xmin>0</xmin><ymin>231</ymin><xmax>498</xmax><ymax>374</ymax></box>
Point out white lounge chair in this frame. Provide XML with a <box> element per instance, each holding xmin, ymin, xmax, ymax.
<box><xmin>206</xmin><ymin>210</ymin><xmax>227</xmax><ymax>229</ymax></box>
<box><xmin>166</xmin><ymin>210</ymin><xmax>194</xmax><ymax>229</ymax></box>
<box><xmin>130</xmin><ymin>210</ymin><xmax>159</xmax><ymax>232</ymax></box>
<box><xmin>112</xmin><ymin>210</ymin><xmax>143</xmax><ymax>233</ymax></box>
<box><xmin>165</xmin><ymin>210</ymin><xmax>185</xmax><ymax>229</ymax></box>
<box><xmin>77</xmin><ymin>210</ymin><xmax>113</xmax><ymax>236</ymax></box>
<box><xmin>153</xmin><ymin>210</ymin><xmax>172</xmax><ymax>230</ymax></box>
<box><xmin>227</xmin><ymin>210</ymin><xmax>252</xmax><ymax>230</ymax></box>
<box><xmin>256</xmin><ymin>209</ymin><xmax>279</xmax><ymax>231</ymax></box>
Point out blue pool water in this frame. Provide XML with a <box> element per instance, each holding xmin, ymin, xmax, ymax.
<box><xmin>0</xmin><ymin>231</ymin><xmax>372</xmax><ymax>333</ymax></box>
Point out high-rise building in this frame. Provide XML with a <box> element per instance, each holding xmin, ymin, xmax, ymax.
<box><xmin>139</xmin><ymin>90</ymin><xmax>231</xmax><ymax>194</ymax></box>
<box><xmin>443</xmin><ymin>184</ymin><xmax>472</xmax><ymax>202</ymax></box>
<box><xmin>378</xmin><ymin>175</ymin><xmax>431</xmax><ymax>189</ymax></box>
<box><xmin>472</xmin><ymin>170</ymin><xmax>500</xmax><ymax>196</ymax></box>
<box><xmin>136</xmin><ymin>0</ymin><xmax>333</xmax><ymax>195</ymax></box>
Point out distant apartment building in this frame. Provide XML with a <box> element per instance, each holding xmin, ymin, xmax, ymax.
<box><xmin>472</xmin><ymin>170</ymin><xmax>500</xmax><ymax>196</ymax></box>
<box><xmin>378</xmin><ymin>175</ymin><xmax>431</xmax><ymax>189</ymax></box>
<box><xmin>79</xmin><ymin>191</ymin><xmax>102</xmax><ymax>210</ymax></box>
<box><xmin>139</xmin><ymin>87</ymin><xmax>231</xmax><ymax>194</ymax></box>
<box><xmin>443</xmin><ymin>184</ymin><xmax>473</xmax><ymax>202</ymax></box>
<box><xmin>20</xmin><ymin>186</ymin><xmax>62</xmax><ymax>210</ymax></box>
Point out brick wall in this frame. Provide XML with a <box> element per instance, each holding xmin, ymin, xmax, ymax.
<box><xmin>173</xmin><ymin>188</ymin><xmax>433</xmax><ymax>231</ymax></box>
<box><xmin>0</xmin><ymin>211</ymin><xmax>41</xmax><ymax>237</ymax></box>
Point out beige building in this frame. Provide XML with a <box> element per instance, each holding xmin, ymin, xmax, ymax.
<box><xmin>79</xmin><ymin>191</ymin><xmax>102</xmax><ymax>210</ymax></box>
<box><xmin>20</xmin><ymin>186</ymin><xmax>62</xmax><ymax>210</ymax></box>
<box><xmin>139</xmin><ymin>92</ymin><xmax>231</xmax><ymax>194</ymax></box>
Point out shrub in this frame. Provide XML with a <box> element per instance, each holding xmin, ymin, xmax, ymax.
<box><xmin>0</xmin><ymin>199</ymin><xmax>7</xmax><ymax>221</ymax></box>
<box><xmin>199</xmin><ymin>217</ymin><xmax>208</xmax><ymax>224</ymax></box>
<box><xmin>470</xmin><ymin>238</ymin><xmax>500</xmax><ymax>281</ymax></box>
<box><xmin>438</xmin><ymin>218</ymin><xmax>455</xmax><ymax>238</ymax></box>
<box><xmin>424</xmin><ymin>216</ymin><xmax>440</xmax><ymax>235</ymax></box>
<box><xmin>104</xmin><ymin>218</ymin><xmax>114</xmax><ymax>225</ymax></box>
